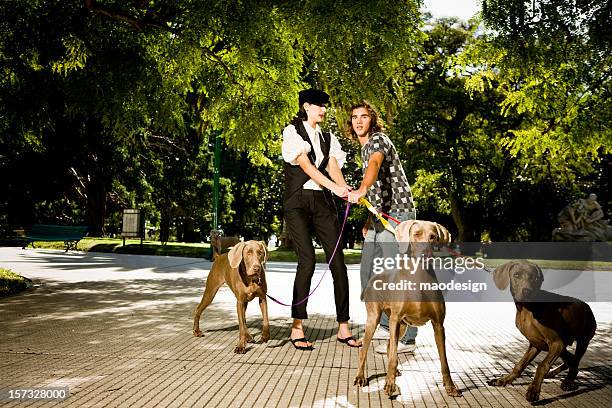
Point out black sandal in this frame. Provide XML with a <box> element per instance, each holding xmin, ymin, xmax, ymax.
<box><xmin>290</xmin><ymin>337</ymin><xmax>314</xmax><ymax>351</ymax></box>
<box><xmin>337</xmin><ymin>336</ymin><xmax>362</xmax><ymax>348</ymax></box>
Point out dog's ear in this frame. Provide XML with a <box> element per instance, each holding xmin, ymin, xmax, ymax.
<box><xmin>434</xmin><ymin>223</ymin><xmax>451</xmax><ymax>244</ymax></box>
<box><xmin>533</xmin><ymin>262</ymin><xmax>544</xmax><ymax>284</ymax></box>
<box><xmin>396</xmin><ymin>220</ymin><xmax>418</xmax><ymax>254</ymax></box>
<box><xmin>258</xmin><ymin>241</ymin><xmax>268</xmax><ymax>263</ymax></box>
<box><xmin>493</xmin><ymin>261</ymin><xmax>517</xmax><ymax>290</ymax></box>
<box><xmin>228</xmin><ymin>242</ymin><xmax>246</xmax><ymax>269</ymax></box>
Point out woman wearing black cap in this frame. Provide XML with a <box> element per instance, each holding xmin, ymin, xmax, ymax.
<box><xmin>281</xmin><ymin>89</ymin><xmax>361</xmax><ymax>350</ymax></box>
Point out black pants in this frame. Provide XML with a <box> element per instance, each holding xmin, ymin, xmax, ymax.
<box><xmin>284</xmin><ymin>189</ymin><xmax>349</xmax><ymax>322</ymax></box>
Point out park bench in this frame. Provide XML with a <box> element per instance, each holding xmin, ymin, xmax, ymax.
<box><xmin>22</xmin><ymin>224</ymin><xmax>88</xmax><ymax>252</ymax></box>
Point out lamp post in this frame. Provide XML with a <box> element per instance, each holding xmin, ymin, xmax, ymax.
<box><xmin>212</xmin><ymin>130</ymin><xmax>221</xmax><ymax>231</ymax></box>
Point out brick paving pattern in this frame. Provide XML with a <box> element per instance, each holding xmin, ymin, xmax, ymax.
<box><xmin>0</xmin><ymin>248</ymin><xmax>610</xmax><ymax>407</ymax></box>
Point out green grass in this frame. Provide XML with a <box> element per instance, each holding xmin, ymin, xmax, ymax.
<box><xmin>0</xmin><ymin>268</ymin><xmax>31</xmax><ymax>297</ymax></box>
<box><xmin>27</xmin><ymin>238</ymin><xmax>364</xmax><ymax>263</ymax></box>
<box><xmin>29</xmin><ymin>238</ymin><xmax>213</xmax><ymax>258</ymax></box>
<box><xmin>481</xmin><ymin>258</ymin><xmax>612</xmax><ymax>271</ymax></box>
<box><xmin>268</xmin><ymin>247</ymin><xmax>362</xmax><ymax>264</ymax></box>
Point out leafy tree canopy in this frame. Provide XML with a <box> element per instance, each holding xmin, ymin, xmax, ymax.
<box><xmin>454</xmin><ymin>0</ymin><xmax>611</xmax><ymax>185</ymax></box>
<box><xmin>1</xmin><ymin>0</ymin><xmax>426</xmax><ymax>150</ymax></box>
<box><xmin>0</xmin><ymin>0</ymin><xmax>426</xmax><ymax>234</ymax></box>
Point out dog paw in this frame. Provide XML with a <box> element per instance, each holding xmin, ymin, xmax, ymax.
<box><xmin>487</xmin><ymin>377</ymin><xmax>509</xmax><ymax>387</ymax></box>
<box><xmin>560</xmin><ymin>379</ymin><xmax>578</xmax><ymax>391</ymax></box>
<box><xmin>258</xmin><ymin>335</ymin><xmax>270</xmax><ymax>344</ymax></box>
<box><xmin>193</xmin><ymin>330</ymin><xmax>204</xmax><ymax>337</ymax></box>
<box><xmin>446</xmin><ymin>386</ymin><xmax>463</xmax><ymax>397</ymax></box>
<box><xmin>353</xmin><ymin>374</ymin><xmax>368</xmax><ymax>387</ymax></box>
<box><xmin>384</xmin><ymin>381</ymin><xmax>399</xmax><ymax>397</ymax></box>
<box><xmin>525</xmin><ymin>385</ymin><xmax>540</xmax><ymax>402</ymax></box>
<box><xmin>234</xmin><ymin>345</ymin><xmax>247</xmax><ymax>354</ymax></box>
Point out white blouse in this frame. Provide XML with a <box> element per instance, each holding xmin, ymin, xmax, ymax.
<box><xmin>281</xmin><ymin>122</ymin><xmax>346</xmax><ymax>190</ymax></box>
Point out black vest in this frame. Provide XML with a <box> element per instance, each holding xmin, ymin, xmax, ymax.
<box><xmin>283</xmin><ymin>121</ymin><xmax>332</xmax><ymax>203</ymax></box>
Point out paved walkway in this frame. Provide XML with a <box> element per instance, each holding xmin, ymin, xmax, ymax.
<box><xmin>0</xmin><ymin>247</ymin><xmax>611</xmax><ymax>407</ymax></box>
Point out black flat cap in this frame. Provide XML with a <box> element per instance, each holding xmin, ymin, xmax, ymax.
<box><xmin>299</xmin><ymin>89</ymin><xmax>330</xmax><ymax>106</ymax></box>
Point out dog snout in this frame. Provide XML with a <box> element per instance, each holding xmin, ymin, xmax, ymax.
<box><xmin>246</xmin><ymin>266</ymin><xmax>260</xmax><ymax>277</ymax></box>
<box><xmin>520</xmin><ymin>287</ymin><xmax>533</xmax><ymax>300</ymax></box>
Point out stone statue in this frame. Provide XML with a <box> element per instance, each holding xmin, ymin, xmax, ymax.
<box><xmin>553</xmin><ymin>193</ymin><xmax>612</xmax><ymax>241</ymax></box>
<box><xmin>581</xmin><ymin>193</ymin><xmax>609</xmax><ymax>241</ymax></box>
<box><xmin>557</xmin><ymin>200</ymin><xmax>584</xmax><ymax>231</ymax></box>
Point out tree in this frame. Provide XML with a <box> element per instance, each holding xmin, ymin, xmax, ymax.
<box><xmin>0</xmin><ymin>0</ymin><xmax>426</xmax><ymax>237</ymax></box>
<box><xmin>468</xmin><ymin>0</ymin><xmax>612</xmax><ymax>189</ymax></box>
<box><xmin>0</xmin><ymin>0</ymin><xmax>194</xmax><ymax>235</ymax></box>
<box><xmin>392</xmin><ymin>18</ymin><xmax>514</xmax><ymax>241</ymax></box>
<box><xmin>392</xmin><ymin>16</ymin><xmax>609</xmax><ymax>242</ymax></box>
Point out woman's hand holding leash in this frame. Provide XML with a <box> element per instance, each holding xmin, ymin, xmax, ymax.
<box><xmin>331</xmin><ymin>184</ymin><xmax>349</xmax><ymax>198</ymax></box>
<box><xmin>347</xmin><ymin>188</ymin><xmax>366</xmax><ymax>203</ymax></box>
<box><xmin>331</xmin><ymin>184</ymin><xmax>352</xmax><ymax>198</ymax></box>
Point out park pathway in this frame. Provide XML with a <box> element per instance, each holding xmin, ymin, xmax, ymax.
<box><xmin>1</xmin><ymin>247</ymin><xmax>611</xmax><ymax>407</ymax></box>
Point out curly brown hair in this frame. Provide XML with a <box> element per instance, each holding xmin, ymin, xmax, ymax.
<box><xmin>344</xmin><ymin>100</ymin><xmax>385</xmax><ymax>142</ymax></box>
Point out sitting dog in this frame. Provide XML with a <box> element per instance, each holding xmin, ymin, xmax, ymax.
<box><xmin>193</xmin><ymin>240</ymin><xmax>269</xmax><ymax>354</ymax></box>
<box><xmin>354</xmin><ymin>220</ymin><xmax>462</xmax><ymax>398</ymax></box>
<box><xmin>210</xmin><ymin>230</ymin><xmax>241</xmax><ymax>260</ymax></box>
<box><xmin>488</xmin><ymin>260</ymin><xmax>596</xmax><ymax>402</ymax></box>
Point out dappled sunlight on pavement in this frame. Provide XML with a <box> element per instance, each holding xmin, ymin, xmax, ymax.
<box><xmin>1</xmin><ymin>247</ymin><xmax>611</xmax><ymax>407</ymax></box>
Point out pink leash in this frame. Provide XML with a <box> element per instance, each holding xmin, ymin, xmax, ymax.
<box><xmin>267</xmin><ymin>202</ymin><xmax>351</xmax><ymax>306</ymax></box>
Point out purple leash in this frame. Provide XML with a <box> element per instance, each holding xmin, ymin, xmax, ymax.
<box><xmin>267</xmin><ymin>202</ymin><xmax>351</xmax><ymax>306</ymax></box>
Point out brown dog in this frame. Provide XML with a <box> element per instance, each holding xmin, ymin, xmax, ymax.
<box><xmin>210</xmin><ymin>230</ymin><xmax>241</xmax><ymax>259</ymax></box>
<box><xmin>354</xmin><ymin>220</ymin><xmax>462</xmax><ymax>398</ymax></box>
<box><xmin>193</xmin><ymin>240</ymin><xmax>270</xmax><ymax>354</ymax></box>
<box><xmin>488</xmin><ymin>260</ymin><xmax>596</xmax><ymax>402</ymax></box>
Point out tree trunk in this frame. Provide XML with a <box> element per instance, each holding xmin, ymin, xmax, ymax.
<box><xmin>445</xmin><ymin>109</ymin><xmax>476</xmax><ymax>242</ymax></box>
<box><xmin>449</xmin><ymin>194</ymin><xmax>479</xmax><ymax>242</ymax></box>
<box><xmin>183</xmin><ymin>217</ymin><xmax>199</xmax><ymax>242</ymax></box>
<box><xmin>160</xmin><ymin>208</ymin><xmax>171</xmax><ymax>243</ymax></box>
<box><xmin>85</xmin><ymin>175</ymin><xmax>107</xmax><ymax>237</ymax></box>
